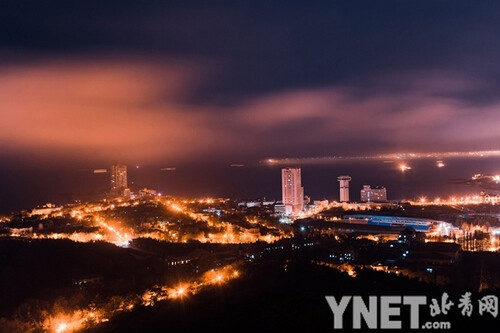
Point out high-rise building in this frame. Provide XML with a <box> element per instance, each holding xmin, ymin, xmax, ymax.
<box><xmin>282</xmin><ymin>168</ymin><xmax>304</xmax><ymax>214</ymax></box>
<box><xmin>111</xmin><ymin>164</ymin><xmax>127</xmax><ymax>195</ymax></box>
<box><xmin>360</xmin><ymin>185</ymin><xmax>387</xmax><ymax>202</ymax></box>
<box><xmin>337</xmin><ymin>175</ymin><xmax>351</xmax><ymax>202</ymax></box>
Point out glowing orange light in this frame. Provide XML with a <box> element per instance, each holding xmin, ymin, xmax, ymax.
<box><xmin>55</xmin><ymin>323</ymin><xmax>68</xmax><ymax>333</ymax></box>
<box><xmin>399</xmin><ymin>164</ymin><xmax>411</xmax><ymax>172</ymax></box>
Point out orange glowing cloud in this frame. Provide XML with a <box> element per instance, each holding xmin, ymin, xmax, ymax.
<box><xmin>0</xmin><ymin>59</ymin><xmax>498</xmax><ymax>163</ymax></box>
<box><xmin>0</xmin><ymin>58</ymin><xmax>226</xmax><ymax>162</ymax></box>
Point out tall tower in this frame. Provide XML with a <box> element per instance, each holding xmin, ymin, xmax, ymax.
<box><xmin>337</xmin><ymin>175</ymin><xmax>351</xmax><ymax>203</ymax></box>
<box><xmin>282</xmin><ymin>168</ymin><xmax>304</xmax><ymax>214</ymax></box>
<box><xmin>111</xmin><ymin>164</ymin><xmax>127</xmax><ymax>195</ymax></box>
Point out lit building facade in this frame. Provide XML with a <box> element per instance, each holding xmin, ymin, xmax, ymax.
<box><xmin>282</xmin><ymin>168</ymin><xmax>304</xmax><ymax>214</ymax></box>
<box><xmin>360</xmin><ymin>185</ymin><xmax>387</xmax><ymax>202</ymax></box>
<box><xmin>337</xmin><ymin>175</ymin><xmax>351</xmax><ymax>202</ymax></box>
<box><xmin>111</xmin><ymin>164</ymin><xmax>127</xmax><ymax>195</ymax></box>
<box><xmin>484</xmin><ymin>193</ymin><xmax>500</xmax><ymax>205</ymax></box>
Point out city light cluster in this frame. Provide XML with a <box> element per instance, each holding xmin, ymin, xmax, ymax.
<box><xmin>410</xmin><ymin>194</ymin><xmax>499</xmax><ymax>206</ymax></box>
<box><xmin>263</xmin><ymin>150</ymin><xmax>500</xmax><ymax>165</ymax></box>
<box><xmin>2</xmin><ymin>196</ymin><xmax>290</xmax><ymax>246</ymax></box>
<box><xmin>5</xmin><ymin>264</ymin><xmax>242</xmax><ymax>333</ymax></box>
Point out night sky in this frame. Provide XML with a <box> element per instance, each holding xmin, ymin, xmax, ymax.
<box><xmin>0</xmin><ymin>1</ymin><xmax>499</xmax><ymax>211</ymax></box>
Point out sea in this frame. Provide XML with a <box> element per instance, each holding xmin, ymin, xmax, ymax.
<box><xmin>0</xmin><ymin>157</ymin><xmax>498</xmax><ymax>213</ymax></box>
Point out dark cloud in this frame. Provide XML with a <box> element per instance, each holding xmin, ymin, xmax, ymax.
<box><xmin>4</xmin><ymin>58</ymin><xmax>497</xmax><ymax>165</ymax></box>
<box><xmin>0</xmin><ymin>0</ymin><xmax>499</xmax><ymax>165</ymax></box>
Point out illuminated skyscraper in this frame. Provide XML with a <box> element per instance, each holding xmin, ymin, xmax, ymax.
<box><xmin>337</xmin><ymin>175</ymin><xmax>351</xmax><ymax>202</ymax></box>
<box><xmin>282</xmin><ymin>168</ymin><xmax>304</xmax><ymax>214</ymax></box>
<box><xmin>111</xmin><ymin>164</ymin><xmax>127</xmax><ymax>195</ymax></box>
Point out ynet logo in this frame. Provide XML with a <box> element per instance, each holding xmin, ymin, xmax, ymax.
<box><xmin>325</xmin><ymin>293</ymin><xmax>498</xmax><ymax>330</ymax></box>
<box><xmin>325</xmin><ymin>296</ymin><xmax>426</xmax><ymax>329</ymax></box>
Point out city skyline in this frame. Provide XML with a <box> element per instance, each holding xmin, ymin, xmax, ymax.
<box><xmin>0</xmin><ymin>2</ymin><xmax>499</xmax><ymax>332</ymax></box>
<box><xmin>0</xmin><ymin>158</ymin><xmax>498</xmax><ymax>214</ymax></box>
<box><xmin>1</xmin><ymin>1</ymin><xmax>499</xmax><ymax>213</ymax></box>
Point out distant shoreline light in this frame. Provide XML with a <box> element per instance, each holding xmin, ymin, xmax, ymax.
<box><xmin>262</xmin><ymin>150</ymin><xmax>500</xmax><ymax>166</ymax></box>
